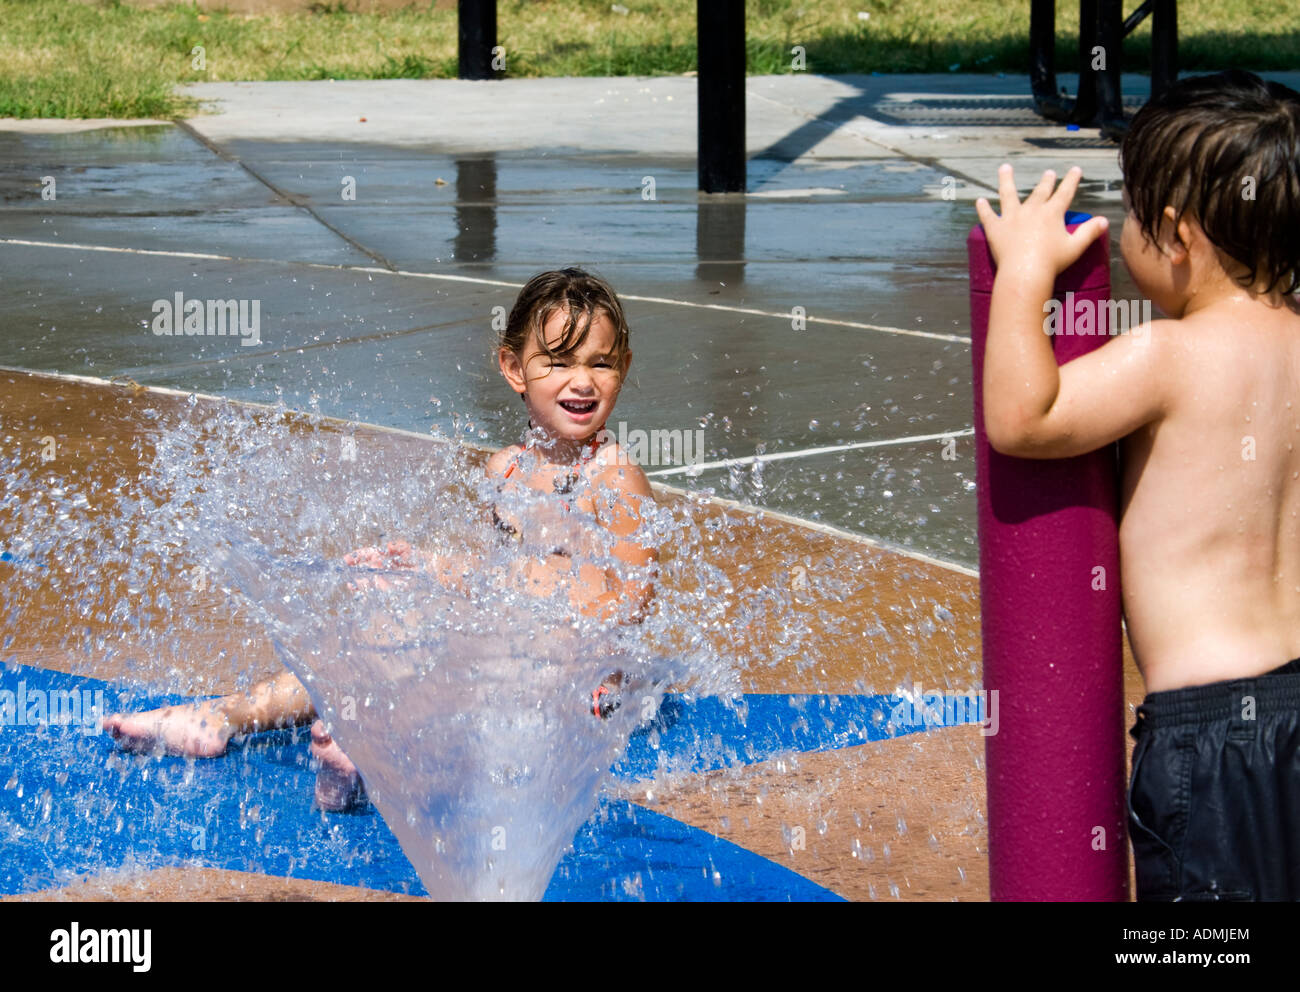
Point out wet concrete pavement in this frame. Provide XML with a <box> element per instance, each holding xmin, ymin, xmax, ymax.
<box><xmin>6</xmin><ymin>71</ymin><xmax>1297</xmax><ymax>567</ymax></box>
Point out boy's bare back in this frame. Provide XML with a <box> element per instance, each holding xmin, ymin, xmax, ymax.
<box><xmin>1121</xmin><ymin>296</ymin><xmax>1300</xmax><ymax>690</ymax></box>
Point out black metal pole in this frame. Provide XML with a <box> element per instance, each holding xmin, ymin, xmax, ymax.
<box><xmin>1029</xmin><ymin>0</ymin><xmax>1068</xmax><ymax>120</ymax></box>
<box><xmin>459</xmin><ymin>0</ymin><xmax>497</xmax><ymax>81</ymax></box>
<box><xmin>1095</xmin><ymin>0</ymin><xmax>1126</xmax><ymax>135</ymax></box>
<box><xmin>1150</xmin><ymin>0</ymin><xmax>1178</xmax><ymax>99</ymax></box>
<box><xmin>698</xmin><ymin>0</ymin><xmax>745</xmax><ymax>193</ymax></box>
<box><xmin>1071</xmin><ymin>0</ymin><xmax>1099</xmax><ymax>124</ymax></box>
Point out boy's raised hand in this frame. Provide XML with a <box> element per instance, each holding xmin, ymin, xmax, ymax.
<box><xmin>974</xmin><ymin>165</ymin><xmax>1109</xmax><ymax>278</ymax></box>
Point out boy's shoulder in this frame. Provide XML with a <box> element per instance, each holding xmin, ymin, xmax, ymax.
<box><xmin>1155</xmin><ymin>296</ymin><xmax>1300</xmax><ymax>356</ymax></box>
<box><xmin>1122</xmin><ymin>301</ymin><xmax>1300</xmax><ymax>425</ymax></box>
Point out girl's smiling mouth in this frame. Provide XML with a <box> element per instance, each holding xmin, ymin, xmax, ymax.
<box><xmin>559</xmin><ymin>399</ymin><xmax>599</xmax><ymax>417</ymax></box>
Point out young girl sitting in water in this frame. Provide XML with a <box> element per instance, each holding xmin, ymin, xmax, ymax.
<box><xmin>104</xmin><ymin>268</ymin><xmax>658</xmax><ymax>810</ymax></box>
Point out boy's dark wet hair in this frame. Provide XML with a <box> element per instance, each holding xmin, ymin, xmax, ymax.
<box><xmin>1120</xmin><ymin>70</ymin><xmax>1300</xmax><ymax>294</ymax></box>
<box><xmin>499</xmin><ymin>268</ymin><xmax>630</xmax><ymax>376</ymax></box>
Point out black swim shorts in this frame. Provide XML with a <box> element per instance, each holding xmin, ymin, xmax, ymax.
<box><xmin>1128</xmin><ymin>657</ymin><xmax>1300</xmax><ymax>901</ymax></box>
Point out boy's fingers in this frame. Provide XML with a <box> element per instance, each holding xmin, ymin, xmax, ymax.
<box><xmin>1064</xmin><ymin>215</ymin><xmax>1109</xmax><ymax>263</ymax></box>
<box><xmin>1053</xmin><ymin>165</ymin><xmax>1084</xmax><ymax>206</ymax></box>
<box><xmin>974</xmin><ymin>196</ymin><xmax>997</xmax><ymax>228</ymax></box>
<box><xmin>996</xmin><ymin>163</ymin><xmax>1018</xmax><ymax>211</ymax></box>
<box><xmin>1029</xmin><ymin>168</ymin><xmax>1057</xmax><ymax>203</ymax></box>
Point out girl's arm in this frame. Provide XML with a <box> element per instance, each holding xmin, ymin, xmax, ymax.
<box><xmin>573</xmin><ymin>459</ymin><xmax>658</xmax><ymax>624</ymax></box>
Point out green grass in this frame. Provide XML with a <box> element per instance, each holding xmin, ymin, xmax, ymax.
<box><xmin>1</xmin><ymin>0</ymin><xmax>1297</xmax><ymax>118</ymax></box>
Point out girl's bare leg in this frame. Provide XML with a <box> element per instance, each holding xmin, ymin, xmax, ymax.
<box><xmin>104</xmin><ymin>670</ymin><xmax>315</xmax><ymax>757</ymax></box>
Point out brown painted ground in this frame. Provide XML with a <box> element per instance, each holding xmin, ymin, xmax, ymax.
<box><xmin>5</xmin><ymin>867</ymin><xmax>424</xmax><ymax>902</ymax></box>
<box><xmin>0</xmin><ymin>369</ymin><xmax>1144</xmax><ymax>900</ymax></box>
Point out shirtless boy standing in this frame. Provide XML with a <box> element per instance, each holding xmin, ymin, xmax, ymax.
<box><xmin>978</xmin><ymin>70</ymin><xmax>1300</xmax><ymax>900</ymax></box>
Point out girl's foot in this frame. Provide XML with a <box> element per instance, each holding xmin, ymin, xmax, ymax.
<box><xmin>310</xmin><ymin>720</ymin><xmax>366</xmax><ymax>811</ymax></box>
<box><xmin>104</xmin><ymin>700</ymin><xmax>235</xmax><ymax>758</ymax></box>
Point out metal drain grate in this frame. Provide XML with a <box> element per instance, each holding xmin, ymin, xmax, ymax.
<box><xmin>869</xmin><ymin>95</ymin><xmax>1145</xmax><ymax>128</ymax></box>
<box><xmin>1024</xmin><ymin>136</ymin><xmax>1119</xmax><ymax>149</ymax></box>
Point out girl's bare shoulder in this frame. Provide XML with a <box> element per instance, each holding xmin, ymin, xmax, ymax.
<box><xmin>485</xmin><ymin>444</ymin><xmax>523</xmax><ymax>480</ymax></box>
<box><xmin>587</xmin><ymin>442</ymin><xmax>655</xmax><ymax>499</ymax></box>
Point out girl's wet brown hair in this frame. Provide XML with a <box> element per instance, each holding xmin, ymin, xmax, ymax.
<box><xmin>498</xmin><ymin>268</ymin><xmax>631</xmax><ymax>377</ymax></box>
<box><xmin>1120</xmin><ymin>70</ymin><xmax>1300</xmax><ymax>294</ymax></box>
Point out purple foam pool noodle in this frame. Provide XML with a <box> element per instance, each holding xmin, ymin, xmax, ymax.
<box><xmin>968</xmin><ymin>217</ymin><xmax>1129</xmax><ymax>901</ymax></box>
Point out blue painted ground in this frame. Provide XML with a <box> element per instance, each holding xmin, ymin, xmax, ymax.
<box><xmin>0</xmin><ymin>664</ymin><xmax>980</xmax><ymax>901</ymax></box>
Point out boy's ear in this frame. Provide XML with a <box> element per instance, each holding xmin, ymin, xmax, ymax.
<box><xmin>1160</xmin><ymin>205</ymin><xmax>1192</xmax><ymax>264</ymax></box>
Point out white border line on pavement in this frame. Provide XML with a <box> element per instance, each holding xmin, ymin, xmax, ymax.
<box><xmin>0</xmin><ymin>236</ymin><xmax>970</xmax><ymax>344</ymax></box>
<box><xmin>644</xmin><ymin>428</ymin><xmax>975</xmax><ymax>477</ymax></box>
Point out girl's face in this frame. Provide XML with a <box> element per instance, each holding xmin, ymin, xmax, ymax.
<box><xmin>499</xmin><ymin>307</ymin><xmax>629</xmax><ymax>445</ymax></box>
